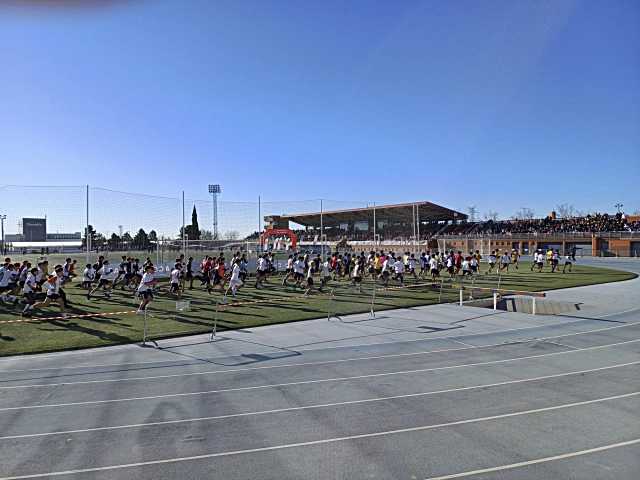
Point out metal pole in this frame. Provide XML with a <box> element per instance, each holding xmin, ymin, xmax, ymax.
<box><xmin>211</xmin><ymin>192</ymin><xmax>215</xmax><ymax>241</ymax></box>
<box><xmin>370</xmin><ymin>285</ymin><xmax>376</xmax><ymax>318</ymax></box>
<box><xmin>258</xmin><ymin>196</ymin><xmax>261</xmax><ymax>252</ymax></box>
<box><xmin>373</xmin><ymin>202</ymin><xmax>376</xmax><ymax>245</ymax></box>
<box><xmin>416</xmin><ymin>203</ymin><xmax>420</xmax><ymax>250</ymax></box>
<box><xmin>412</xmin><ymin>203</ymin><xmax>416</xmax><ymax>252</ymax></box>
<box><xmin>213</xmin><ymin>192</ymin><xmax>218</xmax><ymax>240</ymax></box>
<box><xmin>320</xmin><ymin>199</ymin><xmax>324</xmax><ymax>258</ymax></box>
<box><xmin>0</xmin><ymin>215</ymin><xmax>5</xmax><ymax>257</ymax></box>
<box><xmin>85</xmin><ymin>185</ymin><xmax>90</xmax><ymax>264</ymax></box>
<box><xmin>182</xmin><ymin>191</ymin><xmax>185</xmax><ymax>255</ymax></box>
<box><xmin>142</xmin><ymin>307</ymin><xmax>148</xmax><ymax>345</ymax></box>
<box><xmin>459</xmin><ymin>288</ymin><xmax>463</xmax><ymax>306</ymax></box>
<box><xmin>493</xmin><ymin>292</ymin><xmax>498</xmax><ymax>310</ymax></box>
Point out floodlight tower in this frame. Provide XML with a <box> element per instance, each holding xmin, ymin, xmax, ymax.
<box><xmin>615</xmin><ymin>203</ymin><xmax>623</xmax><ymax>214</ymax></box>
<box><xmin>208</xmin><ymin>184</ymin><xmax>221</xmax><ymax>240</ymax></box>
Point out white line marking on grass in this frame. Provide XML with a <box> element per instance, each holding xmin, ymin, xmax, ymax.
<box><xmin>424</xmin><ymin>438</ymin><xmax>640</xmax><ymax>479</ymax></box>
<box><xmin>1</xmin><ymin>339</ymin><xmax>638</xmax><ymax>411</ymax></box>
<box><xmin>1</xmin><ymin>361</ymin><xmax>637</xmax><ymax>440</ymax></box>
<box><xmin>0</xmin><ymin>392</ymin><xmax>638</xmax><ymax>480</ymax></box>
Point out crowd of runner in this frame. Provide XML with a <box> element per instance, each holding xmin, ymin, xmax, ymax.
<box><xmin>0</xmin><ymin>246</ymin><xmax>577</xmax><ymax>317</ymax></box>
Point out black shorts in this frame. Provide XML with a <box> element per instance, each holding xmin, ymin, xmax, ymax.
<box><xmin>537</xmin><ymin>261</ymin><xmax>544</xmax><ymax>267</ymax></box>
<box><xmin>294</xmin><ymin>272</ymin><xmax>304</xmax><ymax>281</ymax></box>
<box><xmin>138</xmin><ymin>290</ymin><xmax>153</xmax><ymax>300</ymax></box>
<box><xmin>286</xmin><ymin>268</ymin><xmax>293</xmax><ymax>274</ymax></box>
<box><xmin>170</xmin><ymin>283</ymin><xmax>179</xmax><ymax>292</ymax></box>
<box><xmin>23</xmin><ymin>292</ymin><xmax>36</xmax><ymax>303</ymax></box>
<box><xmin>353</xmin><ymin>276</ymin><xmax>362</xmax><ymax>283</ymax></box>
<box><xmin>306</xmin><ymin>277</ymin><xmax>314</xmax><ymax>286</ymax></box>
<box><xmin>447</xmin><ymin>266</ymin><xmax>454</xmax><ymax>274</ymax></box>
<box><xmin>471</xmin><ymin>265</ymin><xmax>478</xmax><ymax>272</ymax></box>
<box><xmin>185</xmin><ymin>272</ymin><xmax>193</xmax><ymax>280</ymax></box>
<box><xmin>47</xmin><ymin>293</ymin><xmax>61</xmax><ymax>300</ymax></box>
<box><xmin>431</xmin><ymin>268</ymin><xmax>439</xmax><ymax>275</ymax></box>
<box><xmin>394</xmin><ymin>273</ymin><xmax>404</xmax><ymax>281</ymax></box>
<box><xmin>99</xmin><ymin>279</ymin><xmax>112</xmax><ymax>287</ymax></box>
<box><xmin>382</xmin><ymin>271</ymin><xmax>389</xmax><ymax>279</ymax></box>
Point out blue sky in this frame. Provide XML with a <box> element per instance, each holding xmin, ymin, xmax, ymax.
<box><xmin>1</xmin><ymin>0</ymin><xmax>639</xmax><ymax>224</ymax></box>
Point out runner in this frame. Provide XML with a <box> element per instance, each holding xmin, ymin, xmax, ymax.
<box><xmin>136</xmin><ymin>264</ymin><xmax>157</xmax><ymax>314</ymax></box>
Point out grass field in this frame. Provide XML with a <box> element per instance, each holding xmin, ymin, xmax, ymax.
<box><xmin>0</xmin><ymin>261</ymin><xmax>635</xmax><ymax>356</ymax></box>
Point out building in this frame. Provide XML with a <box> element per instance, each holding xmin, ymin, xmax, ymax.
<box><xmin>22</xmin><ymin>218</ymin><xmax>47</xmax><ymax>242</ymax></box>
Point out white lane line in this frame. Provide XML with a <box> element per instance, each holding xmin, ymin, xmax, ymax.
<box><xmin>2</xmin><ymin>311</ymin><xmax>638</xmax><ymax>374</ymax></box>
<box><xmin>2</xmin><ymin>339</ymin><xmax>638</xmax><ymax>412</ymax></box>
<box><xmin>2</xmin><ymin>361</ymin><xmax>637</xmax><ymax>440</ymax></box>
<box><xmin>2</xmin><ymin>321</ymin><xmax>638</xmax><ymax>390</ymax></box>
<box><xmin>424</xmin><ymin>438</ymin><xmax>640</xmax><ymax>480</ymax></box>
<box><xmin>0</xmin><ymin>392</ymin><xmax>637</xmax><ymax>480</ymax></box>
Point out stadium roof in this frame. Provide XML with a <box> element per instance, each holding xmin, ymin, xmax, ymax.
<box><xmin>272</xmin><ymin>201</ymin><xmax>467</xmax><ymax>228</ymax></box>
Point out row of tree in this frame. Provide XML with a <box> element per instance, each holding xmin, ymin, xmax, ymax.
<box><xmin>82</xmin><ymin>206</ymin><xmax>242</xmax><ymax>250</ymax></box>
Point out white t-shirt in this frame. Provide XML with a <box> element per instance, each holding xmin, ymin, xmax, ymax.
<box><xmin>429</xmin><ymin>258</ymin><xmax>438</xmax><ymax>270</ymax></box>
<box><xmin>100</xmin><ymin>266</ymin><xmax>117</xmax><ymax>281</ymax></box>
<box><xmin>293</xmin><ymin>260</ymin><xmax>305</xmax><ymax>275</ymax></box>
<box><xmin>170</xmin><ymin>269</ymin><xmax>180</xmax><ymax>284</ymax></box>
<box><xmin>257</xmin><ymin>258</ymin><xmax>267</xmax><ymax>272</ymax></box>
<box><xmin>352</xmin><ymin>263</ymin><xmax>361</xmax><ymax>278</ymax></box>
<box><xmin>137</xmin><ymin>272</ymin><xmax>155</xmax><ymax>292</ymax></box>
<box><xmin>322</xmin><ymin>261</ymin><xmax>330</xmax><ymax>277</ymax></box>
<box><xmin>488</xmin><ymin>255</ymin><xmax>496</xmax><ymax>264</ymax></box>
<box><xmin>501</xmin><ymin>254</ymin><xmax>510</xmax><ymax>264</ymax></box>
<box><xmin>381</xmin><ymin>259</ymin><xmax>390</xmax><ymax>273</ymax></box>
<box><xmin>23</xmin><ymin>273</ymin><xmax>37</xmax><ymax>294</ymax></box>
<box><xmin>393</xmin><ymin>260</ymin><xmax>404</xmax><ymax>273</ymax></box>
<box><xmin>45</xmin><ymin>279</ymin><xmax>59</xmax><ymax>296</ymax></box>
<box><xmin>83</xmin><ymin>267</ymin><xmax>95</xmax><ymax>282</ymax></box>
<box><xmin>0</xmin><ymin>267</ymin><xmax>9</xmax><ymax>287</ymax></box>
<box><xmin>230</xmin><ymin>264</ymin><xmax>241</xmax><ymax>282</ymax></box>
<box><xmin>462</xmin><ymin>260</ymin><xmax>470</xmax><ymax>271</ymax></box>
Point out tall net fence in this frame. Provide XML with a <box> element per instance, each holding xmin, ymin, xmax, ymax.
<box><xmin>1</xmin><ymin>184</ymin><xmax>434</xmax><ymax>262</ymax></box>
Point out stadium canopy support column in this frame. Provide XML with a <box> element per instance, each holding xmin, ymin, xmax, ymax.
<box><xmin>373</xmin><ymin>202</ymin><xmax>376</xmax><ymax>245</ymax></box>
<box><xmin>85</xmin><ymin>184</ymin><xmax>90</xmax><ymax>264</ymax></box>
<box><xmin>412</xmin><ymin>203</ymin><xmax>416</xmax><ymax>252</ymax></box>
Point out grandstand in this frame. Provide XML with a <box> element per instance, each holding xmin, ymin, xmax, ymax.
<box><xmin>264</xmin><ymin>206</ymin><xmax>640</xmax><ymax>257</ymax></box>
<box><xmin>265</xmin><ymin>201</ymin><xmax>467</xmax><ymax>243</ymax></box>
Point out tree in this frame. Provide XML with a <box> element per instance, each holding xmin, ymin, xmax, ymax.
<box><xmin>483</xmin><ymin>211</ymin><xmax>499</xmax><ymax>221</ymax></box>
<box><xmin>108</xmin><ymin>233</ymin><xmax>121</xmax><ymax>250</ymax></box>
<box><xmin>200</xmin><ymin>229</ymin><xmax>213</xmax><ymax>240</ymax></box>
<box><xmin>133</xmin><ymin>228</ymin><xmax>149</xmax><ymax>249</ymax></box>
<box><xmin>122</xmin><ymin>232</ymin><xmax>133</xmax><ymax>246</ymax></box>
<box><xmin>556</xmin><ymin>203</ymin><xmax>576</xmax><ymax>219</ymax></box>
<box><xmin>183</xmin><ymin>205</ymin><xmax>201</xmax><ymax>240</ymax></box>
<box><xmin>82</xmin><ymin>225</ymin><xmax>97</xmax><ymax>248</ymax></box>
<box><xmin>148</xmin><ymin>230</ymin><xmax>157</xmax><ymax>243</ymax></box>
<box><xmin>224</xmin><ymin>230</ymin><xmax>239</xmax><ymax>240</ymax></box>
<box><xmin>513</xmin><ymin>207</ymin><xmax>535</xmax><ymax>220</ymax></box>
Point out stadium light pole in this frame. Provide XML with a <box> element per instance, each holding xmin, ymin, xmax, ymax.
<box><xmin>615</xmin><ymin>203</ymin><xmax>623</xmax><ymax>214</ymax></box>
<box><xmin>208</xmin><ymin>184</ymin><xmax>221</xmax><ymax>240</ymax></box>
<box><xmin>0</xmin><ymin>214</ymin><xmax>6</xmax><ymax>256</ymax></box>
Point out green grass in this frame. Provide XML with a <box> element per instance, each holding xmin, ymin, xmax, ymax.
<box><xmin>0</xmin><ymin>261</ymin><xmax>635</xmax><ymax>356</ymax></box>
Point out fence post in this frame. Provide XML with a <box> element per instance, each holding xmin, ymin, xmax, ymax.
<box><xmin>532</xmin><ymin>296</ymin><xmax>537</xmax><ymax>315</ymax></box>
<box><xmin>142</xmin><ymin>308</ymin><xmax>148</xmax><ymax>345</ymax></box>
<box><xmin>370</xmin><ymin>285</ymin><xmax>376</xmax><ymax>318</ymax></box>
<box><xmin>493</xmin><ymin>292</ymin><xmax>498</xmax><ymax>310</ymax></box>
<box><xmin>210</xmin><ymin>301</ymin><xmax>220</xmax><ymax>340</ymax></box>
<box><xmin>459</xmin><ymin>288</ymin><xmax>463</xmax><ymax>306</ymax></box>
